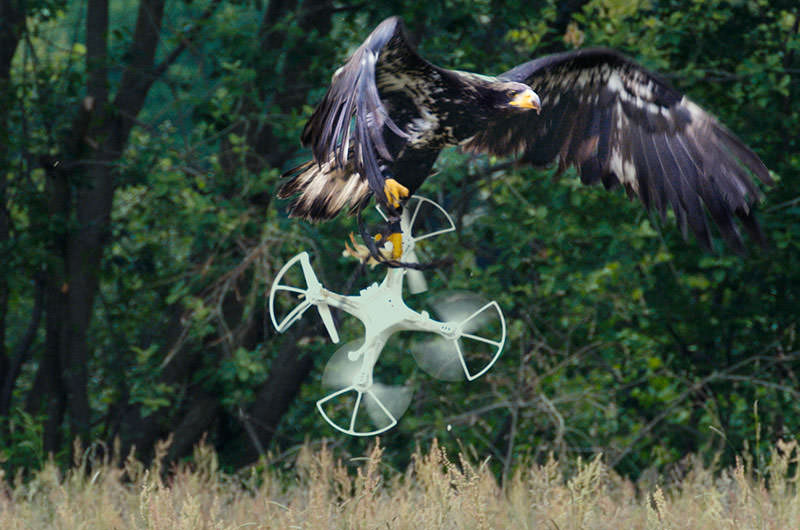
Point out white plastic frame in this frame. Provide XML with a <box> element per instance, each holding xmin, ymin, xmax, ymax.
<box><xmin>268</xmin><ymin>196</ymin><xmax>506</xmax><ymax>436</ymax></box>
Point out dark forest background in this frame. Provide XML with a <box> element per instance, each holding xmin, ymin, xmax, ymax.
<box><xmin>1</xmin><ymin>0</ymin><xmax>798</xmax><ymax>479</ymax></box>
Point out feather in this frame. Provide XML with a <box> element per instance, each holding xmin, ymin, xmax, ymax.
<box><xmin>282</xmin><ymin>18</ymin><xmax>771</xmax><ymax>252</ymax></box>
<box><xmin>466</xmin><ymin>46</ymin><xmax>771</xmax><ymax>251</ymax></box>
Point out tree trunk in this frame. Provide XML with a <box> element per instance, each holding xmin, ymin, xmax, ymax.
<box><xmin>166</xmin><ymin>393</ymin><xmax>221</xmax><ymax>465</ymax></box>
<box><xmin>32</xmin><ymin>0</ymin><xmax>168</xmax><ymax>446</ymax></box>
<box><xmin>229</xmin><ymin>329</ymin><xmax>318</xmax><ymax>466</ymax></box>
<box><xmin>0</xmin><ymin>0</ymin><xmax>26</xmax><ymax>424</ymax></box>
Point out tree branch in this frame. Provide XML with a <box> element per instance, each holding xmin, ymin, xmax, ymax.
<box><xmin>113</xmin><ymin>0</ymin><xmax>165</xmax><ymax>143</ymax></box>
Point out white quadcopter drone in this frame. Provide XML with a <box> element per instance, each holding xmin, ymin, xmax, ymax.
<box><xmin>269</xmin><ymin>196</ymin><xmax>506</xmax><ymax>436</ymax></box>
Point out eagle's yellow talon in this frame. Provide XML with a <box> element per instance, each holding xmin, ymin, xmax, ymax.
<box><xmin>343</xmin><ymin>232</ymin><xmax>402</xmax><ymax>263</ymax></box>
<box><xmin>387</xmin><ymin>232</ymin><xmax>403</xmax><ymax>259</ymax></box>
<box><xmin>384</xmin><ymin>178</ymin><xmax>409</xmax><ymax>208</ymax></box>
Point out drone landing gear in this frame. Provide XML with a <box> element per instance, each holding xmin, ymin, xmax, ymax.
<box><xmin>269</xmin><ymin>196</ymin><xmax>506</xmax><ymax>436</ymax></box>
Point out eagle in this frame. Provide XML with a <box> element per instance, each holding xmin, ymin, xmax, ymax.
<box><xmin>278</xmin><ymin>16</ymin><xmax>771</xmax><ymax>258</ymax></box>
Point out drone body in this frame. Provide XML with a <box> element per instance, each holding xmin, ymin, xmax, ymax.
<box><xmin>279</xmin><ymin>16</ymin><xmax>772</xmax><ymax>254</ymax></box>
<box><xmin>270</xmin><ymin>197</ymin><xmax>505</xmax><ymax>435</ymax></box>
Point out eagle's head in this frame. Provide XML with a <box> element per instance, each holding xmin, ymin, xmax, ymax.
<box><xmin>493</xmin><ymin>81</ymin><xmax>541</xmax><ymax>114</ymax></box>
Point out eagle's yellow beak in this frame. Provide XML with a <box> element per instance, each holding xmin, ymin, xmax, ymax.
<box><xmin>509</xmin><ymin>88</ymin><xmax>541</xmax><ymax>113</ymax></box>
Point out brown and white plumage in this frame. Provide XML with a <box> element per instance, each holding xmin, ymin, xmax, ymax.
<box><xmin>278</xmin><ymin>16</ymin><xmax>772</xmax><ymax>252</ymax></box>
<box><xmin>279</xmin><ymin>16</ymin><xmax>539</xmax><ymax>221</ymax></box>
<box><xmin>468</xmin><ymin>49</ymin><xmax>772</xmax><ymax>252</ymax></box>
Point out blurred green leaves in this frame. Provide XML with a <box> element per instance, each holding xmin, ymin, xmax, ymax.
<box><xmin>1</xmin><ymin>0</ymin><xmax>798</xmax><ymax>479</ymax></box>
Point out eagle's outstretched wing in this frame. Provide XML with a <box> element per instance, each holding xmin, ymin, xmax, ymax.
<box><xmin>466</xmin><ymin>48</ymin><xmax>772</xmax><ymax>252</ymax></box>
<box><xmin>299</xmin><ymin>16</ymin><xmax>428</xmax><ymax>198</ymax></box>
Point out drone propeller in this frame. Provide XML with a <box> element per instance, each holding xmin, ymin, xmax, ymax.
<box><xmin>318</xmin><ymin>340</ymin><xmax>413</xmax><ymax>436</ymax></box>
<box><xmin>365</xmin><ymin>383</ymin><xmax>413</xmax><ymax>427</ymax></box>
<box><xmin>269</xmin><ymin>252</ymin><xmax>340</xmax><ymax>343</ymax></box>
<box><xmin>412</xmin><ymin>291</ymin><xmax>506</xmax><ymax>381</ymax></box>
<box><xmin>321</xmin><ymin>340</ymin><xmax>368</xmax><ymax>388</ymax></box>
<box><xmin>429</xmin><ymin>291</ymin><xmax>493</xmax><ymax>330</ymax></box>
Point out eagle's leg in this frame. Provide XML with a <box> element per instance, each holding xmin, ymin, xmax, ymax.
<box><xmin>378</xmin><ymin>172</ymin><xmax>408</xmax><ymax>260</ymax></box>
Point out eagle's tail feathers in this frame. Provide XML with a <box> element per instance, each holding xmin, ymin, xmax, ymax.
<box><xmin>278</xmin><ymin>160</ymin><xmax>371</xmax><ymax>222</ymax></box>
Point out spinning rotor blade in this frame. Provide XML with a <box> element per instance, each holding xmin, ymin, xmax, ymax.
<box><xmin>320</xmin><ymin>340</ymin><xmax>413</xmax><ymax>435</ymax></box>
<box><xmin>365</xmin><ymin>384</ymin><xmax>413</xmax><ymax>427</ymax></box>
<box><xmin>410</xmin><ymin>337</ymin><xmax>463</xmax><ymax>381</ymax></box>
<box><xmin>429</xmin><ymin>291</ymin><xmax>492</xmax><ymax>332</ymax></box>
<box><xmin>321</xmin><ymin>340</ymin><xmax>365</xmax><ymax>389</ymax></box>
<box><xmin>412</xmin><ymin>291</ymin><xmax>505</xmax><ymax>381</ymax></box>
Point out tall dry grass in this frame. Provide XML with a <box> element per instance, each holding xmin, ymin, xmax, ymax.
<box><xmin>1</xmin><ymin>437</ymin><xmax>799</xmax><ymax>529</ymax></box>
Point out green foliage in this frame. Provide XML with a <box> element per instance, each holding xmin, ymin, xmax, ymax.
<box><xmin>1</xmin><ymin>0</ymin><xmax>798</xmax><ymax>482</ymax></box>
<box><xmin>1</xmin><ymin>409</ymin><xmax>47</xmax><ymax>472</ymax></box>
